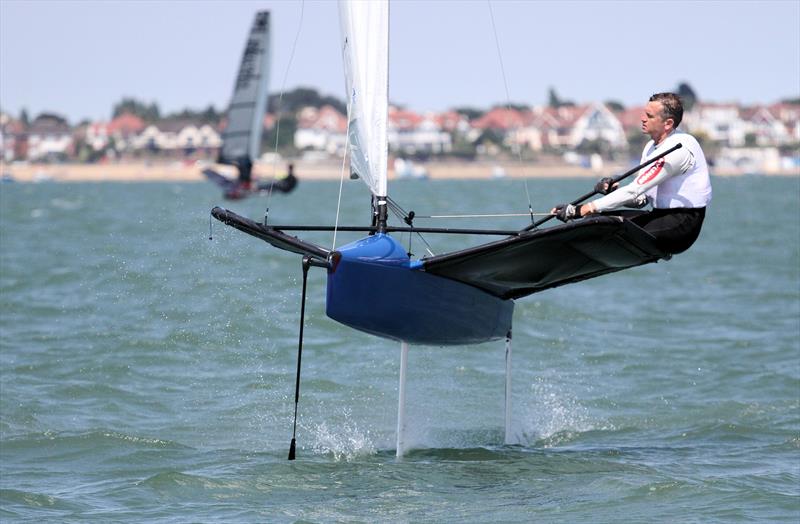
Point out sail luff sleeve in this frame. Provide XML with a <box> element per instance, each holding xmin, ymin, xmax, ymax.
<box><xmin>338</xmin><ymin>0</ymin><xmax>389</xmax><ymax>197</ymax></box>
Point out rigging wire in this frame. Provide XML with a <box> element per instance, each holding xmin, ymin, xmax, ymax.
<box><xmin>385</xmin><ymin>197</ymin><xmax>414</xmax><ymax>254</ymax></box>
<box><xmin>331</xmin><ymin>107</ymin><xmax>352</xmax><ymax>251</ymax></box>
<box><xmin>385</xmin><ymin>196</ymin><xmax>410</xmax><ymax>220</ymax></box>
<box><xmin>265</xmin><ymin>0</ymin><xmax>305</xmax><ymax>225</ymax></box>
<box><xmin>413</xmin><ymin>231</ymin><xmax>436</xmax><ymax>258</ymax></box>
<box><xmin>386</xmin><ymin>196</ymin><xmax>435</xmax><ymax>257</ymax></box>
<box><xmin>487</xmin><ymin>0</ymin><xmax>535</xmax><ymax>225</ymax></box>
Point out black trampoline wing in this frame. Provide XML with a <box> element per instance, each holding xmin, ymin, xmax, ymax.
<box><xmin>421</xmin><ymin>216</ymin><xmax>668</xmax><ymax>300</ymax></box>
<box><xmin>211</xmin><ymin>207</ymin><xmax>330</xmax><ymax>260</ymax></box>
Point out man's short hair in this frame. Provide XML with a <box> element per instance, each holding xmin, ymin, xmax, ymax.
<box><xmin>649</xmin><ymin>92</ymin><xmax>684</xmax><ymax>128</ymax></box>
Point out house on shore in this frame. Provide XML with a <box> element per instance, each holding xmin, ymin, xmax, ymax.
<box><xmin>0</xmin><ymin>113</ymin><xmax>28</xmax><ymax>162</ymax></box>
<box><xmin>470</xmin><ymin>104</ymin><xmax>627</xmax><ymax>153</ymax></box>
<box><xmin>132</xmin><ymin>119</ymin><xmax>221</xmax><ymax>158</ymax></box>
<box><xmin>293</xmin><ymin>105</ymin><xmax>347</xmax><ymax>156</ymax></box>
<box><xmin>25</xmin><ymin>114</ymin><xmax>73</xmax><ymax>162</ymax></box>
<box><xmin>388</xmin><ymin>107</ymin><xmax>452</xmax><ymax>156</ymax></box>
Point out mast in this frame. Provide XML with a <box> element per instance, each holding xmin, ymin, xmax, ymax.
<box><xmin>371</xmin><ymin>195</ymin><xmax>389</xmax><ymax>233</ymax></box>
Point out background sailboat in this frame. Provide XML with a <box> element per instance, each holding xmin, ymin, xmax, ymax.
<box><xmin>203</xmin><ymin>11</ymin><xmax>297</xmax><ymax>200</ymax></box>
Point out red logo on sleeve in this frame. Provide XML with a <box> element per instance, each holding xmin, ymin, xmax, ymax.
<box><xmin>636</xmin><ymin>158</ymin><xmax>665</xmax><ymax>185</ymax></box>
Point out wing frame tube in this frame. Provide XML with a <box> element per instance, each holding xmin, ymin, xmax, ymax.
<box><xmin>211</xmin><ymin>207</ymin><xmax>330</xmax><ymax>260</ymax></box>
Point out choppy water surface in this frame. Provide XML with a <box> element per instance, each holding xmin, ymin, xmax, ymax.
<box><xmin>1</xmin><ymin>175</ymin><xmax>798</xmax><ymax>522</ymax></box>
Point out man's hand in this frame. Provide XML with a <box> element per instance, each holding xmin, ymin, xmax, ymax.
<box><xmin>552</xmin><ymin>203</ymin><xmax>581</xmax><ymax>222</ymax></box>
<box><xmin>594</xmin><ymin>177</ymin><xmax>618</xmax><ymax>195</ymax></box>
<box><xmin>631</xmin><ymin>194</ymin><xmax>649</xmax><ymax>209</ymax></box>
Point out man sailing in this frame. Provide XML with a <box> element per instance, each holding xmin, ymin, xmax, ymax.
<box><xmin>554</xmin><ymin>92</ymin><xmax>712</xmax><ymax>255</ymax></box>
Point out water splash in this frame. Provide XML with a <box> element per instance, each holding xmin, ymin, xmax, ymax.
<box><xmin>308</xmin><ymin>414</ymin><xmax>377</xmax><ymax>461</ymax></box>
<box><xmin>514</xmin><ymin>378</ymin><xmax>613</xmax><ymax>447</ymax></box>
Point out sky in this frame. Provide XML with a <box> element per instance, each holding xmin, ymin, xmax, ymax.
<box><xmin>1</xmin><ymin>0</ymin><xmax>798</xmax><ymax>124</ymax></box>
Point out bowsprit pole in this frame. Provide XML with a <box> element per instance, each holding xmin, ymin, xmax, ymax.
<box><xmin>288</xmin><ymin>256</ymin><xmax>312</xmax><ymax>460</ymax></box>
<box><xmin>522</xmin><ymin>143</ymin><xmax>683</xmax><ymax>231</ymax></box>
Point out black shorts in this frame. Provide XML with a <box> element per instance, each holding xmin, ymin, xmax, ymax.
<box><xmin>630</xmin><ymin>207</ymin><xmax>706</xmax><ymax>254</ymax></box>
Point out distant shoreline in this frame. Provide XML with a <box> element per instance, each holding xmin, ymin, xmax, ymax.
<box><xmin>1</xmin><ymin>160</ymin><xmax>796</xmax><ymax>183</ymax></box>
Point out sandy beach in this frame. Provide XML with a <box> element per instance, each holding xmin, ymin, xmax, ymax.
<box><xmin>1</xmin><ymin>159</ymin><xmax>616</xmax><ymax>183</ymax></box>
<box><xmin>1</xmin><ymin>159</ymin><xmax>793</xmax><ymax>183</ymax></box>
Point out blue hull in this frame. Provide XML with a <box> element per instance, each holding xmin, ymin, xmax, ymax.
<box><xmin>326</xmin><ymin>234</ymin><xmax>513</xmax><ymax>345</ymax></box>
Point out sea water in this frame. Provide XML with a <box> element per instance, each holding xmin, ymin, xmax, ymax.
<box><xmin>1</xmin><ymin>175</ymin><xmax>798</xmax><ymax>522</ymax></box>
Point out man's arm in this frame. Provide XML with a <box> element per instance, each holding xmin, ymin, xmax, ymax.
<box><xmin>586</xmin><ymin>145</ymin><xmax>695</xmax><ymax>214</ymax></box>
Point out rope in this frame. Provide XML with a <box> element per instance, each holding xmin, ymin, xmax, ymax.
<box><xmin>265</xmin><ymin>0</ymin><xmax>305</xmax><ymax>224</ymax></box>
<box><xmin>487</xmin><ymin>0</ymin><xmax>535</xmax><ymax>224</ymax></box>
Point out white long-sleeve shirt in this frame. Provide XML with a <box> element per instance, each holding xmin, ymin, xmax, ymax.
<box><xmin>591</xmin><ymin>130</ymin><xmax>712</xmax><ymax>212</ymax></box>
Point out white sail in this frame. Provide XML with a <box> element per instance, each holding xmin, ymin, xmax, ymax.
<box><xmin>338</xmin><ymin>0</ymin><xmax>389</xmax><ymax>197</ymax></box>
<box><xmin>220</xmin><ymin>11</ymin><xmax>271</xmax><ymax>164</ymax></box>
